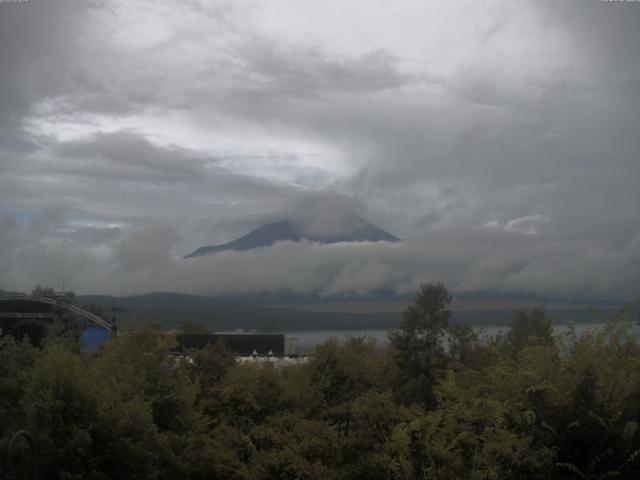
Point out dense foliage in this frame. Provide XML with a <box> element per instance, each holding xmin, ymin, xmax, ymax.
<box><xmin>1</xmin><ymin>283</ymin><xmax>639</xmax><ymax>479</ymax></box>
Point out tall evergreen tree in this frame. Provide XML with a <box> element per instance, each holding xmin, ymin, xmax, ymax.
<box><xmin>389</xmin><ymin>281</ymin><xmax>452</xmax><ymax>407</ymax></box>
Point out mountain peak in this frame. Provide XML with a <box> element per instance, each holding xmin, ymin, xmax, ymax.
<box><xmin>184</xmin><ymin>215</ymin><xmax>399</xmax><ymax>258</ymax></box>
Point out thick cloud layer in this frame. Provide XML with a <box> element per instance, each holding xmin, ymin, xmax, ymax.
<box><xmin>1</xmin><ymin>211</ymin><xmax>638</xmax><ymax>300</ymax></box>
<box><xmin>0</xmin><ymin>0</ymin><xmax>639</xmax><ymax>299</ymax></box>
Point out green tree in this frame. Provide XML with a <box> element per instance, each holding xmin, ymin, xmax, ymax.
<box><xmin>304</xmin><ymin>336</ymin><xmax>382</xmax><ymax>408</ymax></box>
<box><xmin>339</xmin><ymin>391</ymin><xmax>411</xmax><ymax>480</ymax></box>
<box><xmin>502</xmin><ymin>308</ymin><xmax>553</xmax><ymax>356</ymax></box>
<box><xmin>192</xmin><ymin>338</ymin><xmax>236</xmax><ymax>385</ymax></box>
<box><xmin>22</xmin><ymin>344</ymin><xmax>163</xmax><ymax>479</ymax></box>
<box><xmin>447</xmin><ymin>323</ymin><xmax>478</xmax><ymax>365</ymax></box>
<box><xmin>0</xmin><ymin>337</ymin><xmax>36</xmax><ymax>434</ymax></box>
<box><xmin>94</xmin><ymin>325</ymin><xmax>199</xmax><ymax>434</ymax></box>
<box><xmin>389</xmin><ymin>282</ymin><xmax>452</xmax><ymax>407</ymax></box>
<box><xmin>250</xmin><ymin>413</ymin><xmax>339</xmax><ymax>480</ymax></box>
<box><xmin>302</xmin><ymin>336</ymin><xmax>384</xmax><ymax>437</ymax></box>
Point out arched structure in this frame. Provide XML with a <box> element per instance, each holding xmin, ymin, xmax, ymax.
<box><xmin>0</xmin><ymin>295</ymin><xmax>114</xmax><ymax>342</ymax></box>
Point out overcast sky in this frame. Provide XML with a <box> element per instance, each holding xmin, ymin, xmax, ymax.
<box><xmin>1</xmin><ymin>0</ymin><xmax>639</xmax><ymax>299</ymax></box>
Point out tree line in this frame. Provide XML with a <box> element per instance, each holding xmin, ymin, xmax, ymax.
<box><xmin>1</xmin><ymin>282</ymin><xmax>639</xmax><ymax>479</ymax></box>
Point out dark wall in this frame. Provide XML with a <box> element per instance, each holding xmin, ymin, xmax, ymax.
<box><xmin>0</xmin><ymin>299</ymin><xmax>52</xmax><ymax>313</ymax></box>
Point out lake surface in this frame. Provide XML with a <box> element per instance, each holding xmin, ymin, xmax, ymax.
<box><xmin>283</xmin><ymin>322</ymin><xmax>640</xmax><ymax>353</ymax></box>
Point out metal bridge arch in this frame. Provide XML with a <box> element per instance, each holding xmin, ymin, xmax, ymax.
<box><xmin>0</xmin><ymin>294</ymin><xmax>114</xmax><ymax>332</ymax></box>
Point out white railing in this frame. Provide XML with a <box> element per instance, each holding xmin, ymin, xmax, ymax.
<box><xmin>0</xmin><ymin>295</ymin><xmax>113</xmax><ymax>331</ymax></box>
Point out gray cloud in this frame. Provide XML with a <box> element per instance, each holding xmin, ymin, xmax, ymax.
<box><xmin>1</xmin><ymin>216</ymin><xmax>638</xmax><ymax>300</ymax></box>
<box><xmin>238</xmin><ymin>43</ymin><xmax>423</xmax><ymax>99</ymax></box>
<box><xmin>0</xmin><ymin>0</ymin><xmax>639</xmax><ymax>300</ymax></box>
<box><xmin>53</xmin><ymin>131</ymin><xmax>212</xmax><ymax>179</ymax></box>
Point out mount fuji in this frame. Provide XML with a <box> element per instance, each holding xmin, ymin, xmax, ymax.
<box><xmin>184</xmin><ymin>214</ymin><xmax>400</xmax><ymax>258</ymax></box>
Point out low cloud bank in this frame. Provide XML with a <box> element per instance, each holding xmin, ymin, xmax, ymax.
<box><xmin>1</xmin><ymin>213</ymin><xmax>638</xmax><ymax>301</ymax></box>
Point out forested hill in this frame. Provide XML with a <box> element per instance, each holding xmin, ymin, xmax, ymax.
<box><xmin>76</xmin><ymin>291</ymin><xmax>626</xmax><ymax>331</ymax></box>
<box><xmin>76</xmin><ymin>292</ymin><xmax>402</xmax><ymax>331</ymax></box>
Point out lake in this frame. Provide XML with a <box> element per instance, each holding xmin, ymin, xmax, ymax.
<box><xmin>283</xmin><ymin>322</ymin><xmax>640</xmax><ymax>353</ymax></box>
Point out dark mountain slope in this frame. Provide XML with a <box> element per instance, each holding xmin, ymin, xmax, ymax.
<box><xmin>76</xmin><ymin>292</ymin><xmax>401</xmax><ymax>331</ymax></box>
<box><xmin>184</xmin><ymin>216</ymin><xmax>400</xmax><ymax>258</ymax></box>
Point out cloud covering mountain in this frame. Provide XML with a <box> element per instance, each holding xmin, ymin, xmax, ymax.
<box><xmin>0</xmin><ymin>1</ymin><xmax>639</xmax><ymax>300</ymax></box>
<box><xmin>184</xmin><ymin>214</ymin><xmax>400</xmax><ymax>258</ymax></box>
